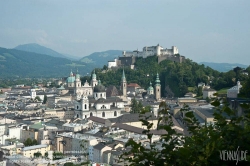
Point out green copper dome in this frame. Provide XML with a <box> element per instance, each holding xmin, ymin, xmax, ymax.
<box><xmin>67</xmin><ymin>76</ymin><xmax>75</xmax><ymax>83</ymax></box>
<box><xmin>92</xmin><ymin>70</ymin><xmax>96</xmax><ymax>79</ymax></box>
<box><xmin>147</xmin><ymin>82</ymin><xmax>154</xmax><ymax>91</ymax></box>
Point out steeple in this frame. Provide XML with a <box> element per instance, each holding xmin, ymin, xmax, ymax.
<box><xmin>76</xmin><ymin>68</ymin><xmax>80</xmax><ymax>80</ymax></box>
<box><xmin>92</xmin><ymin>70</ymin><xmax>96</xmax><ymax>80</ymax></box>
<box><xmin>155</xmin><ymin>72</ymin><xmax>161</xmax><ymax>86</ymax></box>
<box><xmin>155</xmin><ymin>72</ymin><xmax>161</xmax><ymax>101</ymax></box>
<box><xmin>91</xmin><ymin>69</ymin><xmax>98</xmax><ymax>88</ymax></box>
<box><xmin>121</xmin><ymin>68</ymin><xmax>127</xmax><ymax>98</ymax></box>
<box><xmin>70</xmin><ymin>69</ymin><xmax>73</xmax><ymax>76</ymax></box>
<box><xmin>122</xmin><ymin>69</ymin><xmax>126</xmax><ymax>81</ymax></box>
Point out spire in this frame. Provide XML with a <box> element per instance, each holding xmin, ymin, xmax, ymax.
<box><xmin>155</xmin><ymin>72</ymin><xmax>161</xmax><ymax>86</ymax></box>
<box><xmin>150</xmin><ymin>81</ymin><xmax>152</xmax><ymax>86</ymax></box>
<box><xmin>98</xmin><ymin>80</ymin><xmax>101</xmax><ymax>85</ymax></box>
<box><xmin>122</xmin><ymin>68</ymin><xmax>126</xmax><ymax>81</ymax></box>
<box><xmin>76</xmin><ymin>68</ymin><xmax>78</xmax><ymax>74</ymax></box>
<box><xmin>70</xmin><ymin>69</ymin><xmax>73</xmax><ymax>76</ymax></box>
<box><xmin>92</xmin><ymin>69</ymin><xmax>96</xmax><ymax>79</ymax></box>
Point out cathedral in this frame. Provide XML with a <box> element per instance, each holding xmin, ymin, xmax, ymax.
<box><xmin>65</xmin><ymin>69</ymin><xmax>127</xmax><ymax>119</ymax></box>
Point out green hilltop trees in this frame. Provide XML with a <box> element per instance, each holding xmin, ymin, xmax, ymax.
<box><xmin>95</xmin><ymin>56</ymin><xmax>250</xmax><ymax>97</ymax></box>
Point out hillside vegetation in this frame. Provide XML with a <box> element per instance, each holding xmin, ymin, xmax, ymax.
<box><xmin>0</xmin><ymin>47</ymin><xmax>92</xmax><ymax>78</ymax></box>
<box><xmin>95</xmin><ymin>56</ymin><xmax>250</xmax><ymax>97</ymax></box>
<box><xmin>80</xmin><ymin>50</ymin><xmax>123</xmax><ymax>68</ymax></box>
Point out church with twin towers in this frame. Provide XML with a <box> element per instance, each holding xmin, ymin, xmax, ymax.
<box><xmin>60</xmin><ymin>68</ymin><xmax>161</xmax><ymax>119</ymax></box>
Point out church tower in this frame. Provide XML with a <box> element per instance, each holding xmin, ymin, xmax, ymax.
<box><xmin>121</xmin><ymin>69</ymin><xmax>127</xmax><ymax>97</ymax></box>
<box><xmin>91</xmin><ymin>70</ymin><xmax>98</xmax><ymax>88</ymax></box>
<box><xmin>155</xmin><ymin>73</ymin><xmax>161</xmax><ymax>100</ymax></box>
<box><xmin>75</xmin><ymin>69</ymin><xmax>81</xmax><ymax>88</ymax></box>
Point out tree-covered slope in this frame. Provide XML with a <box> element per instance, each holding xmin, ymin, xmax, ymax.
<box><xmin>95</xmin><ymin>56</ymin><xmax>249</xmax><ymax>97</ymax></box>
<box><xmin>0</xmin><ymin>47</ymin><xmax>92</xmax><ymax>78</ymax></box>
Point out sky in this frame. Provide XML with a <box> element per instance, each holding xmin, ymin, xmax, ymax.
<box><xmin>0</xmin><ymin>0</ymin><xmax>250</xmax><ymax>64</ymax></box>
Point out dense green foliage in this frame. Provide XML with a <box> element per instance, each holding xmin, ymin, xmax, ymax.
<box><xmin>0</xmin><ymin>47</ymin><xmax>92</xmax><ymax>78</ymax></box>
<box><xmin>95</xmin><ymin>56</ymin><xmax>249</xmax><ymax>97</ymax></box>
<box><xmin>130</xmin><ymin>98</ymin><xmax>143</xmax><ymax>113</ymax></box>
<box><xmin>24</xmin><ymin>138</ymin><xmax>38</xmax><ymax>146</ymax></box>
<box><xmin>34</xmin><ymin>96</ymin><xmax>41</xmax><ymax>101</ymax></box>
<box><xmin>121</xmin><ymin>99</ymin><xmax>250</xmax><ymax>165</ymax></box>
<box><xmin>53</xmin><ymin>152</ymin><xmax>64</xmax><ymax>160</ymax></box>
<box><xmin>0</xmin><ymin>78</ymin><xmax>37</xmax><ymax>88</ymax></box>
<box><xmin>33</xmin><ymin>152</ymin><xmax>42</xmax><ymax>158</ymax></box>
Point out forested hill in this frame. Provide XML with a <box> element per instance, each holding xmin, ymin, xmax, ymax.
<box><xmin>93</xmin><ymin>56</ymin><xmax>250</xmax><ymax>97</ymax></box>
<box><xmin>0</xmin><ymin>47</ymin><xmax>92</xmax><ymax>78</ymax></box>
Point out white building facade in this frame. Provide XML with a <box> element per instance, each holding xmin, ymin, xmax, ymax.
<box><xmin>123</xmin><ymin>44</ymin><xmax>178</xmax><ymax>58</ymax></box>
<box><xmin>227</xmin><ymin>81</ymin><xmax>242</xmax><ymax>98</ymax></box>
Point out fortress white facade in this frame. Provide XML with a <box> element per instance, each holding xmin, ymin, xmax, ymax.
<box><xmin>123</xmin><ymin>44</ymin><xmax>178</xmax><ymax>58</ymax></box>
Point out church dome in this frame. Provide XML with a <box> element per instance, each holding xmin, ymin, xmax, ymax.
<box><xmin>67</xmin><ymin>76</ymin><xmax>75</xmax><ymax>83</ymax></box>
<box><xmin>147</xmin><ymin>82</ymin><xmax>154</xmax><ymax>91</ymax></box>
<box><xmin>94</xmin><ymin>80</ymin><xmax>106</xmax><ymax>92</ymax></box>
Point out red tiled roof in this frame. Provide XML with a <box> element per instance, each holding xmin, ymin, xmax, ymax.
<box><xmin>127</xmin><ymin>83</ymin><xmax>140</xmax><ymax>87</ymax></box>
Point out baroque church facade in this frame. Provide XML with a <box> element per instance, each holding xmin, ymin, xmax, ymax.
<box><xmin>65</xmin><ymin>70</ymin><xmax>127</xmax><ymax>119</ymax></box>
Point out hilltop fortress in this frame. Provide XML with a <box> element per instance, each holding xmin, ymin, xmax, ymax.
<box><xmin>108</xmin><ymin>44</ymin><xmax>185</xmax><ymax>69</ymax></box>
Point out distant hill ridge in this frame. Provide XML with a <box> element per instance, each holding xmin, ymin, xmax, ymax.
<box><xmin>200</xmin><ymin>62</ymin><xmax>248</xmax><ymax>72</ymax></box>
<box><xmin>14</xmin><ymin>43</ymin><xmax>77</xmax><ymax>60</ymax></box>
<box><xmin>80</xmin><ymin>50</ymin><xmax>123</xmax><ymax>68</ymax></box>
<box><xmin>0</xmin><ymin>47</ymin><xmax>92</xmax><ymax>78</ymax></box>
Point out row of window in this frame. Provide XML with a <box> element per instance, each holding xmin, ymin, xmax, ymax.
<box><xmin>76</xmin><ymin>111</ymin><xmax>118</xmax><ymax>118</ymax></box>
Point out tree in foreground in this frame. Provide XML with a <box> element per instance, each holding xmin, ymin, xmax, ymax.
<box><xmin>121</xmin><ymin>97</ymin><xmax>250</xmax><ymax>165</ymax></box>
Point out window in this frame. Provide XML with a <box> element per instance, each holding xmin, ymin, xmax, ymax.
<box><xmin>101</xmin><ymin>93</ymin><xmax>102</xmax><ymax>97</ymax></box>
<box><xmin>96</xmin><ymin>93</ymin><xmax>97</xmax><ymax>97</ymax></box>
<box><xmin>114</xmin><ymin>111</ymin><xmax>117</xmax><ymax>117</ymax></box>
<box><xmin>90</xmin><ymin>112</ymin><xmax>93</xmax><ymax>117</ymax></box>
<box><xmin>102</xmin><ymin>112</ymin><xmax>105</xmax><ymax>117</ymax></box>
<box><xmin>85</xmin><ymin>104</ymin><xmax>87</xmax><ymax>109</ymax></box>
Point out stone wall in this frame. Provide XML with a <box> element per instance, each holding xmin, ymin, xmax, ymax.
<box><xmin>158</xmin><ymin>54</ymin><xmax>185</xmax><ymax>64</ymax></box>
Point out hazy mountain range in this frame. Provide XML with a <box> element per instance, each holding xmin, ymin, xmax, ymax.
<box><xmin>200</xmin><ymin>62</ymin><xmax>248</xmax><ymax>72</ymax></box>
<box><xmin>0</xmin><ymin>43</ymin><xmax>247</xmax><ymax>78</ymax></box>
